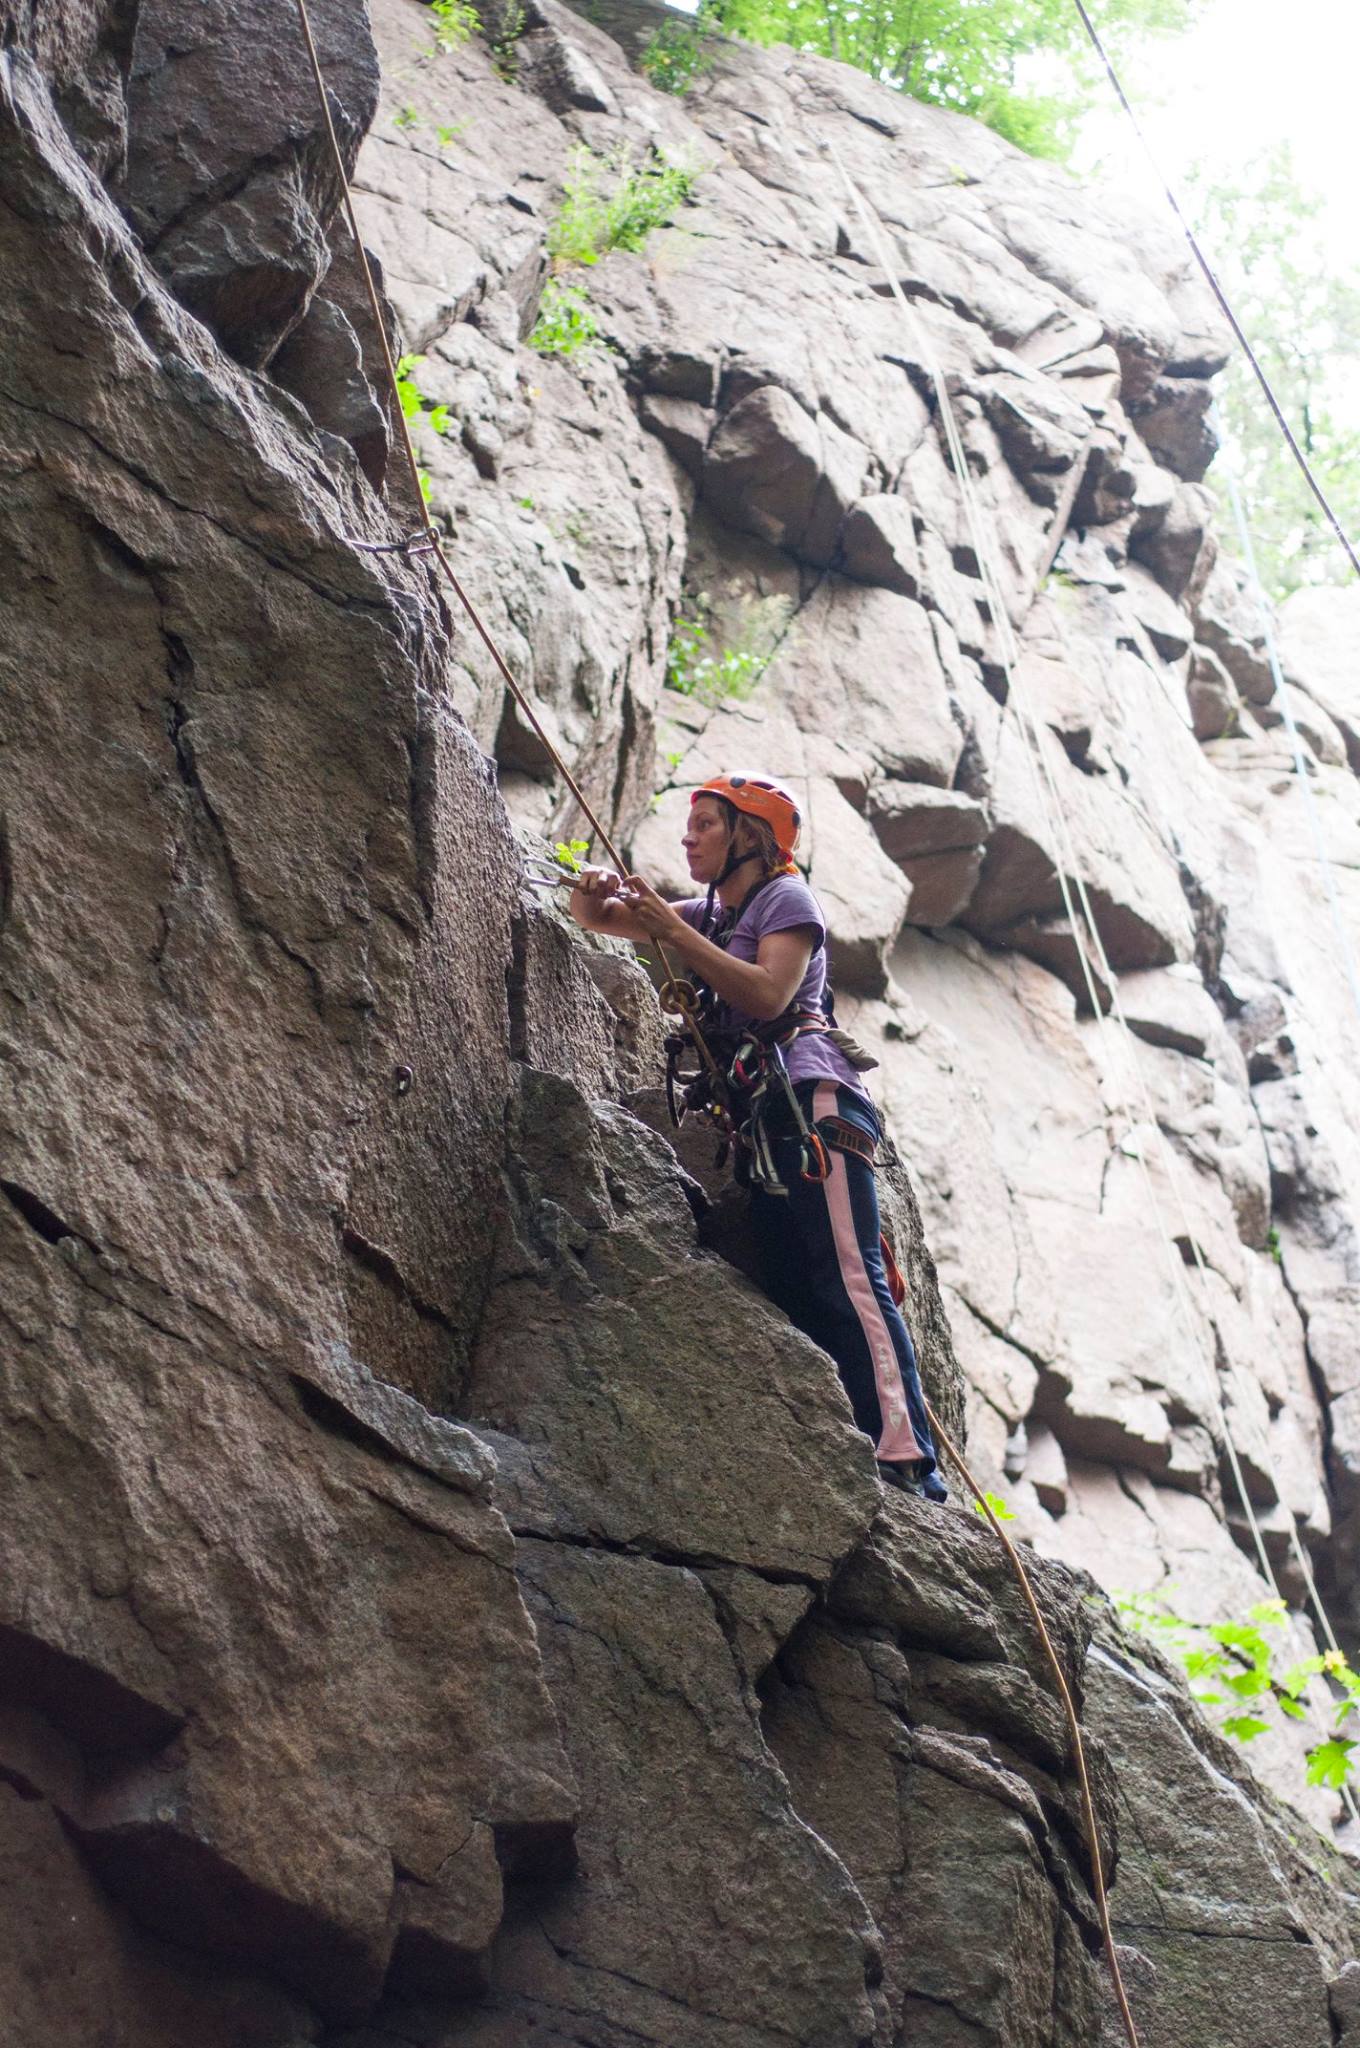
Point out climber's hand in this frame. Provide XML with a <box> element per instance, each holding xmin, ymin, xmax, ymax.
<box><xmin>574</xmin><ymin>865</ymin><xmax>625</xmax><ymax>900</ymax></box>
<box><xmin>620</xmin><ymin>875</ymin><xmax>684</xmax><ymax>941</ymax></box>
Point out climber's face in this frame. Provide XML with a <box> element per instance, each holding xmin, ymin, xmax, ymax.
<box><xmin>683</xmin><ymin>795</ymin><xmax>735</xmax><ymax>882</ymax></box>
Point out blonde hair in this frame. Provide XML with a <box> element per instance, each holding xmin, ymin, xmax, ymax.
<box><xmin>732</xmin><ymin>810</ymin><xmax>788</xmax><ymax>876</ymax></box>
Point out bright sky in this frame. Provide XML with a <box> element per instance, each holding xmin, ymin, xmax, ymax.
<box><xmin>666</xmin><ymin>0</ymin><xmax>1358</xmax><ymax>279</ymax></box>
<box><xmin>1059</xmin><ymin>0</ymin><xmax>1358</xmax><ymax>275</ymax></box>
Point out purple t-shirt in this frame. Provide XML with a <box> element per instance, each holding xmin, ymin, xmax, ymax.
<box><xmin>675</xmin><ymin>875</ymin><xmax>869</xmax><ymax>1096</ymax></box>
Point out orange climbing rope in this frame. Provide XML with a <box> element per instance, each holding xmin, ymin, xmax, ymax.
<box><xmin>923</xmin><ymin>1399</ymin><xmax>1141</xmax><ymax>2048</ymax></box>
<box><xmin>292</xmin><ymin>13</ymin><xmax>1138</xmax><ymax>2035</ymax></box>
<box><xmin>288</xmin><ymin>0</ymin><xmax>728</xmax><ymax>1093</ymax></box>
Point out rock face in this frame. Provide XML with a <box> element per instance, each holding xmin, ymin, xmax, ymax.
<box><xmin>3</xmin><ymin>0</ymin><xmax>1360</xmax><ymax>2041</ymax></box>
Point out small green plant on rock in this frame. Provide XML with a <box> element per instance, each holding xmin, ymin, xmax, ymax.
<box><xmin>533</xmin><ymin>145</ymin><xmax>699</xmax><ymax>369</ymax></box>
<box><xmin>639</xmin><ymin>18</ymin><xmax>715</xmax><ymax>96</ymax></box>
<box><xmin>488</xmin><ymin>0</ymin><xmax>526</xmax><ymax>81</ymax></box>
<box><xmin>549</xmin><ymin>144</ymin><xmax>698</xmax><ymax>267</ymax></box>
<box><xmin>392</xmin><ymin>103</ymin><xmax>421</xmax><ymax>131</ymax></box>
<box><xmin>528</xmin><ymin>280</ymin><xmax>599</xmax><ymax>360</ymax></box>
<box><xmin>554</xmin><ymin>838</ymin><xmax>591</xmax><ymax>873</ymax></box>
<box><xmin>395</xmin><ymin>354</ymin><xmax>452</xmax><ymax>500</ymax></box>
<box><xmin>972</xmin><ymin>1490</ymin><xmax>1015</xmax><ymax>1523</ymax></box>
<box><xmin>666</xmin><ymin>592</ymin><xmax>792</xmax><ymax>706</ymax></box>
<box><xmin>1118</xmin><ymin>1591</ymin><xmax>1360</xmax><ymax>1789</ymax></box>
<box><xmin>429</xmin><ymin>0</ymin><xmax>481</xmax><ymax>52</ymax></box>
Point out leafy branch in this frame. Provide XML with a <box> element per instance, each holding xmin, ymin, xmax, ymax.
<box><xmin>531</xmin><ymin>145</ymin><xmax>699</xmax><ymax>360</ymax></box>
<box><xmin>666</xmin><ymin>591</ymin><xmax>794</xmax><ymax>704</ymax></box>
<box><xmin>1118</xmin><ymin>1591</ymin><xmax>1360</xmax><ymax>1790</ymax></box>
<box><xmin>395</xmin><ymin>354</ymin><xmax>452</xmax><ymax>501</ymax></box>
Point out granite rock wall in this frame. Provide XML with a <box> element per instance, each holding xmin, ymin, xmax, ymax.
<box><xmin>3</xmin><ymin>0</ymin><xmax>1360</xmax><ymax>2041</ymax></box>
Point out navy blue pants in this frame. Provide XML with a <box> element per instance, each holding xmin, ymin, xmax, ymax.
<box><xmin>749</xmin><ymin>1080</ymin><xmax>945</xmax><ymax>1496</ymax></box>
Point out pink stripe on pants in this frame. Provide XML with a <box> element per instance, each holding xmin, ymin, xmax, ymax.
<box><xmin>812</xmin><ymin>1082</ymin><xmax>925</xmax><ymax>1463</ymax></box>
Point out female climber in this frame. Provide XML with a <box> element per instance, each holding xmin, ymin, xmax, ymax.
<box><xmin>569</xmin><ymin>771</ymin><xmax>946</xmax><ymax>1502</ymax></box>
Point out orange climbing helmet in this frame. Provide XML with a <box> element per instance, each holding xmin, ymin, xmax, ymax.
<box><xmin>692</xmin><ymin>771</ymin><xmax>801</xmax><ymax>872</ymax></box>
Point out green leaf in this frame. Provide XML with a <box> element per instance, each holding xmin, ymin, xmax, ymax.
<box><xmin>1222</xmin><ymin>1715</ymin><xmax>1271</xmax><ymax>1744</ymax></box>
<box><xmin>972</xmin><ymin>1490</ymin><xmax>1015</xmax><ymax>1523</ymax></box>
<box><xmin>1278</xmin><ymin>1697</ymin><xmax>1307</xmax><ymax>1721</ymax></box>
<box><xmin>1224</xmin><ymin>1670</ymin><xmax>1273</xmax><ymax>1699</ymax></box>
<box><xmin>1209</xmin><ymin>1622</ymin><xmax>1270</xmax><ymax>1661</ymax></box>
<box><xmin>1306</xmin><ymin>1738</ymin><xmax>1358</xmax><ymax>1790</ymax></box>
<box><xmin>1281</xmin><ymin>1656</ymin><xmax>1329</xmax><ymax>1697</ymax></box>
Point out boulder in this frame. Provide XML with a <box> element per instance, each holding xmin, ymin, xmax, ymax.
<box><xmin>1129</xmin><ymin>374</ymin><xmax>1220</xmax><ymax>483</ymax></box>
<box><xmin>868</xmin><ymin>783</ymin><xmax>990</xmax><ymax>927</ymax></box>
<box><xmin>1187</xmin><ymin>644</ymin><xmax>1242</xmax><ymax>740</ymax></box>
<box><xmin>1278</xmin><ymin>584</ymin><xmax>1360</xmax><ymax>773</ymax></box>
<box><xmin>444</xmin><ymin>1538</ymin><xmax>883</xmax><ymax>2048</ymax></box>
<box><xmin>1121</xmin><ymin>561</ymin><xmax>1193</xmax><ymax>663</ymax></box>
<box><xmin>769</xmin><ymin>576</ymin><xmax>964</xmax><ymax>790</ymax></box>
<box><xmin>1116</xmin><ymin>966</ymin><xmax>1225</xmax><ymax>1058</ymax></box>
<box><xmin>1254</xmin><ymin>682</ymin><xmax>1350</xmax><ymax>767</ymax></box>
<box><xmin>806</xmin><ymin>779</ymin><xmax>914</xmax><ymax>993</ymax></box>
<box><xmin>516</xmin><ymin>18</ymin><xmax>617</xmax><ymax>113</ymax></box>
<box><xmin>1025</xmin><ymin>1422</ymin><xmax>1071</xmax><ymax>1516</ymax></box>
<box><xmin>702</xmin><ymin>385</ymin><xmax>871</xmax><ymax>568</ymax></box>
<box><xmin>116</xmin><ymin>0</ymin><xmax>379</xmax><ymax>366</ymax></box>
<box><xmin>839</xmin><ymin>492</ymin><xmax>922</xmax><ymax>597</ymax></box>
<box><xmin>979</xmin><ymin>367</ymin><xmax>1091</xmax><ymax>484</ymax></box>
<box><xmin>1131</xmin><ymin>480</ymin><xmax>1218</xmax><ymax>602</ymax></box>
<box><xmin>637</xmin><ymin>389</ymin><xmax>713</xmax><ymax>477</ymax></box>
<box><xmin>464</xmin><ymin>1070</ymin><xmax>890</xmax><ymax>1578</ymax></box>
<box><xmin>270</xmin><ymin>291</ymin><xmax>390</xmax><ymax>486</ymax></box>
<box><xmin>1194</xmin><ymin>561</ymin><xmax>1277</xmax><ymax>704</ymax></box>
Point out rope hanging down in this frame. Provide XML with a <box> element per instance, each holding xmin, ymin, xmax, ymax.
<box><xmin>1068</xmin><ymin>0</ymin><xmax>1360</xmax><ymax>587</ymax></box>
<box><xmin>290</xmin><ymin>0</ymin><xmax>727</xmax><ymax>1096</ymax></box>
<box><xmin>1057</xmin><ymin>4</ymin><xmax>1360</xmax><ymax>1822</ymax></box>
<box><xmin>825</xmin><ymin>137</ymin><xmax>1141</xmax><ymax>2048</ymax></box>
<box><xmin>825</xmin><ymin>137</ymin><xmax>1360</xmax><ymax>1834</ymax></box>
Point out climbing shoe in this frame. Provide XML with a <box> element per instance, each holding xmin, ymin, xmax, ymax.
<box><xmin>877</xmin><ymin>1460</ymin><xmax>948</xmax><ymax>1504</ymax></box>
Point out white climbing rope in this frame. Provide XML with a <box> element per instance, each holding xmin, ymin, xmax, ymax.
<box><xmin>822</xmin><ymin>140</ymin><xmax>1360</xmax><ymax>1833</ymax></box>
<box><xmin>1219</xmin><ymin>448</ymin><xmax>1360</xmax><ymax>1038</ymax></box>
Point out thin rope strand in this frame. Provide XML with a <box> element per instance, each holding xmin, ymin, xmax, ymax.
<box><xmin>829</xmin><ymin>140</ymin><xmax>1360</xmax><ymax>1829</ymax></box>
<box><xmin>1067</xmin><ymin>0</ymin><xmax>1360</xmax><ymax>586</ymax></box>
<box><xmin>924</xmin><ymin>1399</ymin><xmax>1142</xmax><ymax>2048</ymax></box>
<box><xmin>291</xmin><ymin>0</ymin><xmax>729</xmax><ymax>1082</ymax></box>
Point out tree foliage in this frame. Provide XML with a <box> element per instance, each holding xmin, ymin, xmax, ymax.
<box><xmin>1119</xmin><ymin>1589</ymin><xmax>1360</xmax><ymax>1794</ymax></box>
<box><xmin>1188</xmin><ymin>145</ymin><xmax>1360</xmax><ymax>596</ymax></box>
<box><xmin>692</xmin><ymin>0</ymin><xmax>1201</xmax><ymax>156</ymax></box>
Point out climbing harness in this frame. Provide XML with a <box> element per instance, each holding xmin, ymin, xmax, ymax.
<box><xmin>285</xmin><ymin>17</ymin><xmax>1326</xmax><ymax>2040</ymax></box>
<box><xmin>660</xmin><ymin>859</ymin><xmax>872</xmax><ymax>1192</ymax></box>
